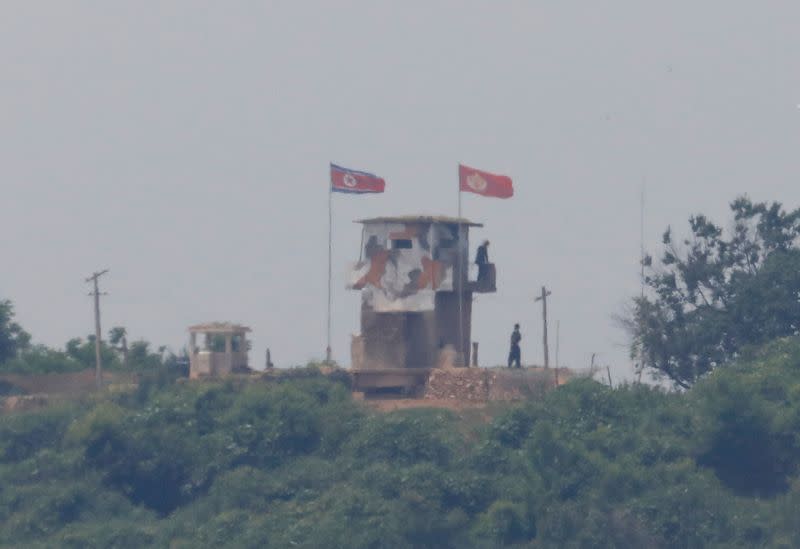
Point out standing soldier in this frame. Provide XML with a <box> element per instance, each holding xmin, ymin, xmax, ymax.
<box><xmin>475</xmin><ymin>240</ymin><xmax>490</xmax><ymax>283</ymax></box>
<box><xmin>508</xmin><ymin>323</ymin><xmax>522</xmax><ymax>368</ymax></box>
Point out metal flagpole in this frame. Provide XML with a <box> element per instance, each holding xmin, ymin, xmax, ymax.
<box><xmin>326</xmin><ymin>174</ymin><xmax>333</xmax><ymax>363</ymax></box>
<box><xmin>457</xmin><ymin>165</ymin><xmax>465</xmax><ymax>366</ymax></box>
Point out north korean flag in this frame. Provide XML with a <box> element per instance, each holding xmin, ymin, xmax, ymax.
<box><xmin>331</xmin><ymin>163</ymin><xmax>386</xmax><ymax>194</ymax></box>
<box><xmin>459</xmin><ymin>164</ymin><xmax>513</xmax><ymax>199</ymax></box>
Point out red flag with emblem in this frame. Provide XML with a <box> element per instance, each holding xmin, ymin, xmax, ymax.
<box><xmin>459</xmin><ymin>164</ymin><xmax>513</xmax><ymax>198</ymax></box>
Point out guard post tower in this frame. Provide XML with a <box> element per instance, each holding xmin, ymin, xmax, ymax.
<box><xmin>347</xmin><ymin>215</ymin><xmax>495</xmax><ymax>392</ymax></box>
<box><xmin>188</xmin><ymin>322</ymin><xmax>251</xmax><ymax>379</ymax></box>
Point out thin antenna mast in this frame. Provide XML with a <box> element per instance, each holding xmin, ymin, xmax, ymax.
<box><xmin>555</xmin><ymin>319</ymin><xmax>560</xmax><ymax>386</ymax></box>
<box><xmin>640</xmin><ymin>181</ymin><xmax>645</xmax><ymax>298</ymax></box>
<box><xmin>555</xmin><ymin>319</ymin><xmax>560</xmax><ymax>369</ymax></box>
<box><xmin>638</xmin><ymin>180</ymin><xmax>646</xmax><ymax>382</ymax></box>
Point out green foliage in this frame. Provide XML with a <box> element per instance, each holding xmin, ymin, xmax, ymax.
<box><xmin>690</xmin><ymin>337</ymin><xmax>800</xmax><ymax>496</ymax></box>
<box><xmin>2</xmin><ymin>345</ymin><xmax>86</xmax><ymax>374</ymax></box>
<box><xmin>629</xmin><ymin>197</ymin><xmax>800</xmax><ymax>387</ymax></box>
<box><xmin>3</xmin><ymin>343</ymin><xmax>800</xmax><ymax>547</ymax></box>
<box><xmin>0</xmin><ymin>329</ymin><xmax>185</xmax><ymax>381</ymax></box>
<box><xmin>1</xmin><ymin>403</ymin><xmax>83</xmax><ymax>462</ymax></box>
<box><xmin>347</xmin><ymin>409</ymin><xmax>459</xmax><ymax>466</ymax></box>
<box><xmin>472</xmin><ymin>500</ymin><xmax>536</xmax><ymax>545</ymax></box>
<box><xmin>0</xmin><ymin>299</ymin><xmax>31</xmax><ymax>366</ymax></box>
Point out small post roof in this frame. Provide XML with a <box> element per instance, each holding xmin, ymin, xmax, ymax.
<box><xmin>188</xmin><ymin>322</ymin><xmax>252</xmax><ymax>334</ymax></box>
<box><xmin>355</xmin><ymin>215</ymin><xmax>483</xmax><ymax>227</ymax></box>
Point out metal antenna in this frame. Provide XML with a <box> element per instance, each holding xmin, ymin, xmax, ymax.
<box><xmin>555</xmin><ymin>319</ymin><xmax>560</xmax><ymax>386</ymax></box>
<box><xmin>640</xmin><ymin>180</ymin><xmax>646</xmax><ymax>298</ymax></box>
<box><xmin>85</xmin><ymin>269</ymin><xmax>109</xmax><ymax>389</ymax></box>
<box><xmin>555</xmin><ymin>319</ymin><xmax>560</xmax><ymax>369</ymax></box>
<box><xmin>638</xmin><ymin>180</ymin><xmax>646</xmax><ymax>382</ymax></box>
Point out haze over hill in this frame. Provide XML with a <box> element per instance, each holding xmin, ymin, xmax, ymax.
<box><xmin>2</xmin><ymin>3</ymin><xmax>800</xmax><ymax>379</ymax></box>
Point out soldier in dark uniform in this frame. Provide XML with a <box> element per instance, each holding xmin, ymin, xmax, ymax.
<box><xmin>475</xmin><ymin>240</ymin><xmax>490</xmax><ymax>283</ymax></box>
<box><xmin>508</xmin><ymin>323</ymin><xmax>522</xmax><ymax>368</ymax></box>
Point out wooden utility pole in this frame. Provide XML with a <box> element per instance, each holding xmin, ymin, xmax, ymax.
<box><xmin>86</xmin><ymin>269</ymin><xmax>109</xmax><ymax>389</ymax></box>
<box><xmin>534</xmin><ymin>286</ymin><xmax>552</xmax><ymax>368</ymax></box>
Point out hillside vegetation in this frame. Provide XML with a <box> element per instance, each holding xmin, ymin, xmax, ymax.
<box><xmin>2</xmin><ymin>338</ymin><xmax>800</xmax><ymax>548</ymax></box>
<box><xmin>3</xmin><ymin>198</ymin><xmax>800</xmax><ymax>547</ymax></box>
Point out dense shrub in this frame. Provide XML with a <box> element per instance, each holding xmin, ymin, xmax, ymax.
<box><xmin>2</xmin><ymin>345</ymin><xmax>800</xmax><ymax>546</ymax></box>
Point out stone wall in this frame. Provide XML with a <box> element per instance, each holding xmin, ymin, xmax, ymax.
<box><xmin>424</xmin><ymin>366</ymin><xmax>571</xmax><ymax>402</ymax></box>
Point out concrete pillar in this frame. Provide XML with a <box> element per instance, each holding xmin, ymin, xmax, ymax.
<box><xmin>224</xmin><ymin>334</ymin><xmax>233</xmax><ymax>375</ymax></box>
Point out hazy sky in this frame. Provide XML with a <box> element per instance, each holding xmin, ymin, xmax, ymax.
<box><xmin>3</xmin><ymin>2</ymin><xmax>799</xmax><ymax>381</ymax></box>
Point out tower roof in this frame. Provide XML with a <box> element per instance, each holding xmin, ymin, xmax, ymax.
<box><xmin>188</xmin><ymin>322</ymin><xmax>251</xmax><ymax>334</ymax></box>
<box><xmin>355</xmin><ymin>215</ymin><xmax>482</xmax><ymax>227</ymax></box>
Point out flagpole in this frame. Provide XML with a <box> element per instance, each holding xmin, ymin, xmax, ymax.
<box><xmin>326</xmin><ymin>172</ymin><xmax>333</xmax><ymax>364</ymax></box>
<box><xmin>457</xmin><ymin>164</ymin><xmax>465</xmax><ymax>367</ymax></box>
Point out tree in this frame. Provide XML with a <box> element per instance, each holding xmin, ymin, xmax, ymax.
<box><xmin>65</xmin><ymin>336</ymin><xmax>119</xmax><ymax>370</ymax></box>
<box><xmin>628</xmin><ymin>197</ymin><xmax>800</xmax><ymax>388</ymax></box>
<box><xmin>109</xmin><ymin>327</ymin><xmax>129</xmax><ymax>367</ymax></box>
<box><xmin>0</xmin><ymin>299</ymin><xmax>31</xmax><ymax>364</ymax></box>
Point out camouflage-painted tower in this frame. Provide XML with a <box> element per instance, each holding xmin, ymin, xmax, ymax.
<box><xmin>348</xmin><ymin>216</ymin><xmax>495</xmax><ymax>381</ymax></box>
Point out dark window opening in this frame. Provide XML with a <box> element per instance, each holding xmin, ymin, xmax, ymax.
<box><xmin>392</xmin><ymin>239</ymin><xmax>413</xmax><ymax>249</ymax></box>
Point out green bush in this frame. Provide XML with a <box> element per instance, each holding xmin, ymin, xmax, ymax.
<box><xmin>2</xmin><ymin>344</ymin><xmax>800</xmax><ymax>547</ymax></box>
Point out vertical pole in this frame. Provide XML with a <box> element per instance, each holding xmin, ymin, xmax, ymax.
<box><xmin>92</xmin><ymin>277</ymin><xmax>102</xmax><ymax>388</ymax></box>
<box><xmin>457</xmin><ymin>167</ymin><xmax>465</xmax><ymax>366</ymax></box>
<box><xmin>554</xmin><ymin>320</ymin><xmax>560</xmax><ymax>386</ymax></box>
<box><xmin>534</xmin><ymin>286</ymin><xmax>551</xmax><ymax>369</ymax></box>
<box><xmin>638</xmin><ymin>181</ymin><xmax>645</xmax><ymax>383</ymax></box>
<box><xmin>86</xmin><ymin>269</ymin><xmax>109</xmax><ymax>390</ymax></box>
<box><xmin>640</xmin><ymin>183</ymin><xmax>645</xmax><ymax>300</ymax></box>
<box><xmin>542</xmin><ymin>286</ymin><xmax>549</xmax><ymax>369</ymax></box>
<box><xmin>326</xmin><ymin>179</ymin><xmax>333</xmax><ymax>364</ymax></box>
<box><xmin>555</xmin><ymin>319</ymin><xmax>560</xmax><ymax>368</ymax></box>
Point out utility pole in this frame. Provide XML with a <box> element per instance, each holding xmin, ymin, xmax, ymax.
<box><xmin>86</xmin><ymin>269</ymin><xmax>109</xmax><ymax>389</ymax></box>
<box><xmin>534</xmin><ymin>286</ymin><xmax>552</xmax><ymax>368</ymax></box>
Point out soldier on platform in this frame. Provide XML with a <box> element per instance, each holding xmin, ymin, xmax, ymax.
<box><xmin>475</xmin><ymin>240</ymin><xmax>490</xmax><ymax>283</ymax></box>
